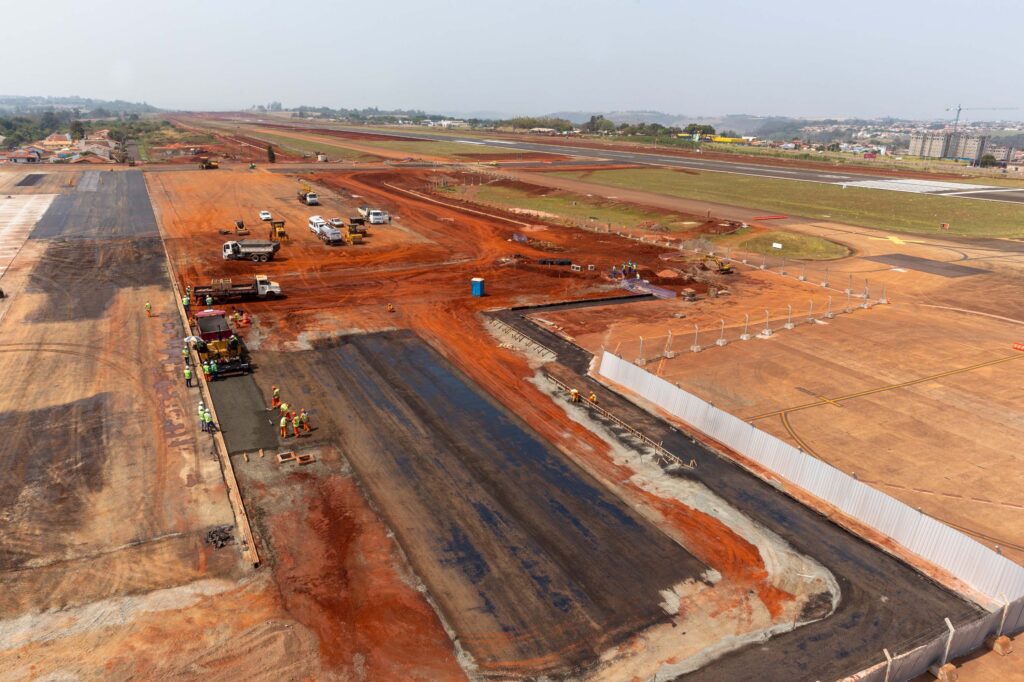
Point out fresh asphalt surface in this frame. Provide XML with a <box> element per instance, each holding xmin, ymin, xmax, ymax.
<box><xmin>490</xmin><ymin>302</ymin><xmax>983</xmax><ymax>681</ymax></box>
<box><xmin>325</xmin><ymin>124</ymin><xmax>1024</xmax><ymax>205</ymax></box>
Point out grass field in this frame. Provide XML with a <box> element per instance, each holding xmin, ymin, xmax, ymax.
<box><xmin>469</xmin><ymin>183</ymin><xmax>689</xmax><ymax>229</ymax></box>
<box><xmin>355</xmin><ymin>138</ymin><xmax>513</xmax><ymax>157</ymax></box>
<box><xmin>738</xmin><ymin>231</ymin><xmax>850</xmax><ymax>260</ymax></box>
<box><xmin>242</xmin><ymin>130</ymin><xmax>381</xmax><ymax>162</ymax></box>
<box><xmin>549</xmin><ymin>168</ymin><xmax>1024</xmax><ymax>237</ymax></box>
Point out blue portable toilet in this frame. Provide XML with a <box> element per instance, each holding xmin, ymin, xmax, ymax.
<box><xmin>471</xmin><ymin>277</ymin><xmax>485</xmax><ymax>297</ymax></box>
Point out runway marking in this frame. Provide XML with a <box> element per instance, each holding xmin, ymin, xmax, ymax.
<box><xmin>780</xmin><ymin>411</ymin><xmax>818</xmax><ymax>456</ymax></box>
<box><xmin>747</xmin><ymin>352</ymin><xmax>1024</xmax><ymax>422</ymax></box>
<box><xmin>839</xmin><ymin>178</ymin><xmax>999</xmax><ymax>194</ymax></box>
<box><xmin>939</xmin><ymin>187</ymin><xmax>1024</xmax><ymax>196</ymax></box>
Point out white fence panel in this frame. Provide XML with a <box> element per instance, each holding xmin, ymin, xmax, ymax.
<box><xmin>598</xmin><ymin>351</ymin><xmax>1024</xmax><ymax>610</ymax></box>
<box><xmin>950</xmin><ymin>611</ymin><xmax>1001</xmax><ymax>661</ymax></box>
<box><xmin>1004</xmin><ymin>596</ymin><xmax>1024</xmax><ymax>633</ymax></box>
<box><xmin>889</xmin><ymin>635</ymin><xmax>947</xmax><ymax>681</ymax></box>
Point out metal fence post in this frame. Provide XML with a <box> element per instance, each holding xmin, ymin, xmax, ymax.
<box><xmin>941</xmin><ymin>617</ymin><xmax>955</xmax><ymax>665</ymax></box>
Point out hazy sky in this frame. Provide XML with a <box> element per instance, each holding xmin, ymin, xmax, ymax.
<box><xmin>4</xmin><ymin>0</ymin><xmax>1021</xmax><ymax>119</ymax></box>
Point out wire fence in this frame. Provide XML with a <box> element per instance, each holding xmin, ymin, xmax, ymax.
<box><xmin>617</xmin><ymin>288</ymin><xmax>884</xmax><ymax>367</ymax></box>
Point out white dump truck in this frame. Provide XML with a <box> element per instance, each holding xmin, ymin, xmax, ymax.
<box><xmin>222</xmin><ymin>240</ymin><xmax>280</xmax><ymax>262</ymax></box>
<box><xmin>308</xmin><ymin>215</ymin><xmax>344</xmax><ymax>244</ymax></box>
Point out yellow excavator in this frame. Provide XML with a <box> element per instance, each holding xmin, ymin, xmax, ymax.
<box><xmin>700</xmin><ymin>255</ymin><xmax>734</xmax><ymax>274</ymax></box>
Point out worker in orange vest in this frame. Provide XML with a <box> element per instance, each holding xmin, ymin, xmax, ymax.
<box><xmin>300</xmin><ymin>408</ymin><xmax>311</xmax><ymax>432</ymax></box>
<box><xmin>292</xmin><ymin>413</ymin><xmax>301</xmax><ymax>438</ymax></box>
<box><xmin>271</xmin><ymin>385</ymin><xmax>281</xmax><ymax>408</ymax></box>
<box><xmin>588</xmin><ymin>391</ymin><xmax>598</xmax><ymax>404</ymax></box>
<box><xmin>279</xmin><ymin>415</ymin><xmax>288</xmax><ymax>438</ymax></box>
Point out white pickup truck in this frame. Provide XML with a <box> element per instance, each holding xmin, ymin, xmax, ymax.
<box><xmin>357</xmin><ymin>206</ymin><xmax>390</xmax><ymax>225</ymax></box>
<box><xmin>308</xmin><ymin>215</ymin><xmax>344</xmax><ymax>244</ymax></box>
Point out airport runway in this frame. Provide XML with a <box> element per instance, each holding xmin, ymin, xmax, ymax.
<box><xmin>331</xmin><ymin>125</ymin><xmax>1024</xmax><ymax>205</ymax></box>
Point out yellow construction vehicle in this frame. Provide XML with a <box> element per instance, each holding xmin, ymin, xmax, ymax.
<box><xmin>198</xmin><ymin>156</ymin><xmax>219</xmax><ymax>169</ymax></box>
<box><xmin>700</xmin><ymin>255</ymin><xmax>734</xmax><ymax>274</ymax></box>
<box><xmin>346</xmin><ymin>226</ymin><xmax>363</xmax><ymax>245</ymax></box>
<box><xmin>269</xmin><ymin>220</ymin><xmax>288</xmax><ymax>242</ymax></box>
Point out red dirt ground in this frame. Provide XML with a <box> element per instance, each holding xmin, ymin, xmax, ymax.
<box><xmin>150</xmin><ymin>167</ymin><xmax>799</xmax><ymax>672</ymax></box>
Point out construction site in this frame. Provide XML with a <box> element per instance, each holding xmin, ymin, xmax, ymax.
<box><xmin>0</xmin><ymin>115</ymin><xmax>1022</xmax><ymax>682</ymax></box>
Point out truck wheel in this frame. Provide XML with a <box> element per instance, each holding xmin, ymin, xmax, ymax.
<box><xmin>259</xmin><ymin>254</ymin><xmax>269</xmax><ymax>262</ymax></box>
<box><xmin>251</xmin><ymin>254</ymin><xmax>260</xmax><ymax>262</ymax></box>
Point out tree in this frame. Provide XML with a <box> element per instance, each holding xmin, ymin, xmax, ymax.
<box><xmin>682</xmin><ymin>123</ymin><xmax>716</xmax><ymax>136</ymax></box>
<box><xmin>267</xmin><ymin>144</ymin><xmax>276</xmax><ymax>163</ymax></box>
<box><xmin>582</xmin><ymin>115</ymin><xmax>615</xmax><ymax>134</ymax></box>
<box><xmin>69</xmin><ymin>120</ymin><xmax>85</xmax><ymax>140</ymax></box>
<box><xmin>978</xmin><ymin>154</ymin><xmax>999</xmax><ymax>168</ymax></box>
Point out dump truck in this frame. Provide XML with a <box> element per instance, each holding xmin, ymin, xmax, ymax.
<box><xmin>308</xmin><ymin>216</ymin><xmax>344</xmax><ymax>244</ymax></box>
<box><xmin>297</xmin><ymin>181</ymin><xmax>319</xmax><ymax>205</ymax></box>
<box><xmin>198</xmin><ymin>157</ymin><xmax>219</xmax><ymax>169</ymax></box>
<box><xmin>192</xmin><ymin>309</ymin><xmax>251</xmax><ymax>375</ymax></box>
<box><xmin>193</xmin><ymin>275</ymin><xmax>281</xmax><ymax>303</ymax></box>
<box><xmin>222</xmin><ymin>240</ymin><xmax>280</xmax><ymax>262</ymax></box>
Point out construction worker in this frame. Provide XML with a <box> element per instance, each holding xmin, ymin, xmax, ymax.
<box><xmin>201</xmin><ymin>360</ymin><xmax>210</xmax><ymax>381</ymax></box>
<box><xmin>271</xmin><ymin>385</ymin><xmax>281</xmax><ymax>408</ymax></box>
<box><xmin>588</xmin><ymin>391</ymin><xmax>598</xmax><ymax>404</ymax></box>
<box><xmin>292</xmin><ymin>412</ymin><xmax>301</xmax><ymax>438</ymax></box>
<box><xmin>182</xmin><ymin>294</ymin><xmax>190</xmax><ymax>314</ymax></box>
<box><xmin>145</xmin><ymin>301</ymin><xmax>152</xmax><ymax>317</ymax></box>
<box><xmin>184</xmin><ymin>365</ymin><xmax>193</xmax><ymax>388</ymax></box>
<box><xmin>209</xmin><ymin>358</ymin><xmax>219</xmax><ymax>381</ymax></box>
<box><xmin>204</xmin><ymin>408</ymin><xmax>215</xmax><ymax>433</ymax></box>
<box><xmin>300</xmin><ymin>408</ymin><xmax>311</xmax><ymax>432</ymax></box>
<box><xmin>279</xmin><ymin>414</ymin><xmax>288</xmax><ymax>438</ymax></box>
<box><xmin>182</xmin><ymin>345</ymin><xmax>190</xmax><ymax>366</ymax></box>
<box><xmin>198</xmin><ymin>402</ymin><xmax>206</xmax><ymax>431</ymax></box>
<box><xmin>232</xmin><ymin>310</ymin><xmax>243</xmax><ymax>326</ymax></box>
<box><xmin>279</xmin><ymin>401</ymin><xmax>290</xmax><ymax>418</ymax></box>
<box><xmin>570</xmin><ymin>388</ymin><xmax>580</xmax><ymax>404</ymax></box>
<box><xmin>185</xmin><ymin>285</ymin><xmax>192</xmax><ymax>299</ymax></box>
<box><xmin>205</xmin><ymin>294</ymin><xmax>213</xmax><ymax>307</ymax></box>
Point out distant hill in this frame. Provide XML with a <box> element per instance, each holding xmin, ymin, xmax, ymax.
<box><xmin>0</xmin><ymin>95</ymin><xmax>161</xmax><ymax>115</ymax></box>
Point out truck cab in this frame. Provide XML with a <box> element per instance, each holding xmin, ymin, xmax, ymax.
<box><xmin>253</xmin><ymin>274</ymin><xmax>282</xmax><ymax>296</ymax></box>
<box><xmin>223</xmin><ymin>242</ymin><xmax>243</xmax><ymax>259</ymax></box>
<box><xmin>308</xmin><ymin>215</ymin><xmax>327</xmax><ymax>232</ymax></box>
<box><xmin>304</xmin><ymin>192</ymin><xmax>319</xmax><ymax>205</ymax></box>
<box><xmin>367</xmin><ymin>209</ymin><xmax>389</xmax><ymax>224</ymax></box>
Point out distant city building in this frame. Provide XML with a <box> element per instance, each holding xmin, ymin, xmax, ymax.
<box><xmin>947</xmin><ymin>133</ymin><xmax>989</xmax><ymax>162</ymax></box>
<box><xmin>909</xmin><ymin>132</ymin><xmax>949</xmax><ymax>158</ymax></box>
<box><xmin>909</xmin><ymin>132</ymin><xmax>989</xmax><ymax>163</ymax></box>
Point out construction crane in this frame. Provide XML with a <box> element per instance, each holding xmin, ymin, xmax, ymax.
<box><xmin>946</xmin><ymin>105</ymin><xmax>1020</xmax><ymax>131</ymax></box>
